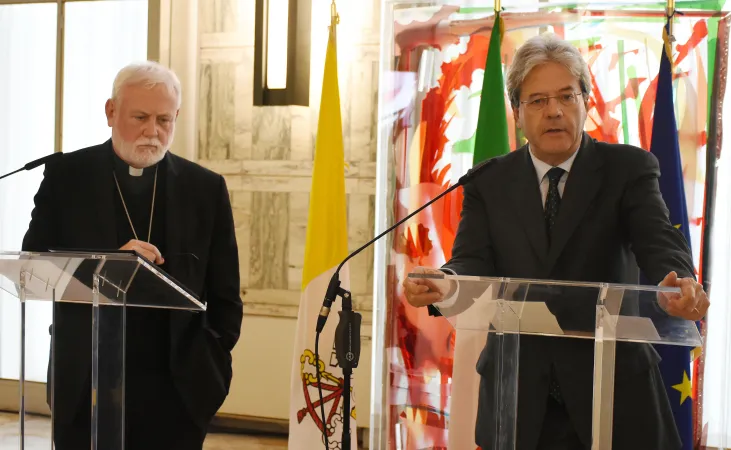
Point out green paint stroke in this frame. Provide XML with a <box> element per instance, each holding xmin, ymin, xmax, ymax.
<box><xmin>618</xmin><ymin>40</ymin><xmax>630</xmax><ymax>145</ymax></box>
<box><xmin>707</xmin><ymin>17</ymin><xmax>719</xmax><ymax>125</ymax></box>
<box><xmin>453</xmin><ymin>135</ymin><xmax>476</xmax><ymax>154</ymax></box>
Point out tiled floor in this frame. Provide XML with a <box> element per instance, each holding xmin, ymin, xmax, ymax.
<box><xmin>0</xmin><ymin>412</ymin><xmax>288</xmax><ymax>449</ymax></box>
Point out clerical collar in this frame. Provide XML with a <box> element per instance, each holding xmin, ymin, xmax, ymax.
<box><xmin>111</xmin><ymin>150</ymin><xmax>160</xmax><ymax>196</ymax></box>
<box><xmin>112</xmin><ymin>151</ymin><xmax>159</xmax><ymax>178</ymax></box>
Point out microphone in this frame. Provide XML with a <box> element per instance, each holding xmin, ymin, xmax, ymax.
<box><xmin>315</xmin><ymin>156</ymin><xmax>497</xmax><ymax>333</ymax></box>
<box><xmin>0</xmin><ymin>152</ymin><xmax>63</xmax><ymax>182</ymax></box>
<box><xmin>312</xmin><ymin>156</ymin><xmax>499</xmax><ymax>450</ymax></box>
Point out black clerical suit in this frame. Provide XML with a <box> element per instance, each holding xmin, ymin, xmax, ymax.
<box><xmin>22</xmin><ymin>140</ymin><xmax>242</xmax><ymax>449</ymax></box>
<box><xmin>439</xmin><ymin>133</ymin><xmax>694</xmax><ymax>450</ymax></box>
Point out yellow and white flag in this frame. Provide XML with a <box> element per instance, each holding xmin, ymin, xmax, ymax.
<box><xmin>288</xmin><ymin>10</ymin><xmax>356</xmax><ymax>450</ymax></box>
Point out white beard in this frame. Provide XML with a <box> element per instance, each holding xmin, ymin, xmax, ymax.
<box><xmin>111</xmin><ymin>129</ymin><xmax>171</xmax><ymax>169</ymax></box>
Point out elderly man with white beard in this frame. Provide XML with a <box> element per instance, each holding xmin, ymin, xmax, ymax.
<box><xmin>22</xmin><ymin>61</ymin><xmax>242</xmax><ymax>449</ymax></box>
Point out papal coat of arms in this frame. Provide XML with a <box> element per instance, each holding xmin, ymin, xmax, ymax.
<box><xmin>297</xmin><ymin>349</ymin><xmax>356</xmax><ymax>450</ymax></box>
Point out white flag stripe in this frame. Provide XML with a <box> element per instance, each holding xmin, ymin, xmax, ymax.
<box><xmin>288</xmin><ymin>265</ymin><xmax>357</xmax><ymax>450</ymax></box>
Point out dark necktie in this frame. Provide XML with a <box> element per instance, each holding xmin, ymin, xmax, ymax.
<box><xmin>544</xmin><ymin>167</ymin><xmax>565</xmax><ymax>404</ymax></box>
<box><xmin>544</xmin><ymin>167</ymin><xmax>565</xmax><ymax>238</ymax></box>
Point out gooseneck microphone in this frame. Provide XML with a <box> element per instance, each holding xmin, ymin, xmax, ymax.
<box><xmin>0</xmin><ymin>152</ymin><xmax>63</xmax><ymax>182</ymax></box>
<box><xmin>313</xmin><ymin>156</ymin><xmax>499</xmax><ymax>450</ymax></box>
<box><xmin>315</xmin><ymin>156</ymin><xmax>498</xmax><ymax>333</ymax></box>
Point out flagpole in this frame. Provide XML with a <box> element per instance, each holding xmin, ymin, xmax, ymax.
<box><xmin>331</xmin><ymin>0</ymin><xmax>339</xmax><ymax>38</ymax></box>
<box><xmin>666</xmin><ymin>0</ymin><xmax>675</xmax><ymax>39</ymax></box>
<box><xmin>324</xmin><ymin>4</ymin><xmax>361</xmax><ymax>449</ymax></box>
<box><xmin>495</xmin><ymin>0</ymin><xmax>501</xmax><ymax>13</ymax></box>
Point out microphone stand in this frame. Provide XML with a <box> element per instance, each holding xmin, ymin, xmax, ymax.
<box><xmin>334</xmin><ymin>286</ymin><xmax>360</xmax><ymax>450</ymax></box>
<box><xmin>313</xmin><ymin>157</ymin><xmax>499</xmax><ymax>449</ymax></box>
<box><xmin>316</xmin><ymin>272</ymin><xmax>360</xmax><ymax>449</ymax></box>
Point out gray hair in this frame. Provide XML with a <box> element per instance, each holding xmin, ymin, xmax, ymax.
<box><xmin>506</xmin><ymin>33</ymin><xmax>591</xmax><ymax>108</ymax></box>
<box><xmin>111</xmin><ymin>61</ymin><xmax>182</xmax><ymax>109</ymax></box>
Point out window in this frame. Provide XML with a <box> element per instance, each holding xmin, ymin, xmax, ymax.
<box><xmin>0</xmin><ymin>0</ymin><xmax>148</xmax><ymax>383</ymax></box>
<box><xmin>63</xmin><ymin>0</ymin><xmax>149</xmax><ymax>151</ymax></box>
<box><xmin>0</xmin><ymin>1</ymin><xmax>57</xmax><ymax>383</ymax></box>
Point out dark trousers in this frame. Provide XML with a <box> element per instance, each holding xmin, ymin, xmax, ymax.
<box><xmin>536</xmin><ymin>396</ymin><xmax>587</xmax><ymax>450</ymax></box>
<box><xmin>53</xmin><ymin>371</ymin><xmax>206</xmax><ymax>450</ymax></box>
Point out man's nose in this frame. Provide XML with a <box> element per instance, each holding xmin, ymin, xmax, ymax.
<box><xmin>143</xmin><ymin>119</ymin><xmax>159</xmax><ymax>136</ymax></box>
<box><xmin>544</xmin><ymin>98</ymin><xmax>564</xmax><ymax>118</ymax></box>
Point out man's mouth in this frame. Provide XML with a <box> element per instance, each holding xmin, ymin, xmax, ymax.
<box><xmin>544</xmin><ymin>128</ymin><xmax>565</xmax><ymax>135</ymax></box>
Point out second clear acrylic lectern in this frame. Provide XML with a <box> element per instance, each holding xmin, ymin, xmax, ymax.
<box><xmin>408</xmin><ymin>272</ymin><xmax>702</xmax><ymax>450</ymax></box>
<box><xmin>0</xmin><ymin>250</ymin><xmax>205</xmax><ymax>450</ymax></box>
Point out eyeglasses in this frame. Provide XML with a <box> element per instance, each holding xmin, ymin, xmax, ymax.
<box><xmin>521</xmin><ymin>92</ymin><xmax>583</xmax><ymax>111</ymax></box>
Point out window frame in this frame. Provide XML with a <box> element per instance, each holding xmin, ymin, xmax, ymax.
<box><xmin>0</xmin><ymin>0</ymin><xmax>165</xmax><ymax>155</ymax></box>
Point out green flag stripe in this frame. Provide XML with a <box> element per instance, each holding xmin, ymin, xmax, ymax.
<box><xmin>473</xmin><ymin>12</ymin><xmax>510</xmax><ymax>165</ymax></box>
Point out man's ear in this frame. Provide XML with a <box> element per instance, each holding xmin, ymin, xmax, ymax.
<box><xmin>105</xmin><ymin>99</ymin><xmax>115</xmax><ymax>127</ymax></box>
<box><xmin>513</xmin><ymin>106</ymin><xmax>522</xmax><ymax>129</ymax></box>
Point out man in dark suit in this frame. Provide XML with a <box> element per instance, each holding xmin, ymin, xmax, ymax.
<box><xmin>403</xmin><ymin>33</ymin><xmax>709</xmax><ymax>450</ymax></box>
<box><xmin>22</xmin><ymin>61</ymin><xmax>242</xmax><ymax>449</ymax></box>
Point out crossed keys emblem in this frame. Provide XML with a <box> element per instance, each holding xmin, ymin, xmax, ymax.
<box><xmin>297</xmin><ymin>349</ymin><xmax>355</xmax><ymax>444</ymax></box>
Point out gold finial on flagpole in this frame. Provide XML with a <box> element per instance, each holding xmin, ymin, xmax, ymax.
<box><xmin>666</xmin><ymin>0</ymin><xmax>675</xmax><ymax>40</ymax></box>
<box><xmin>331</xmin><ymin>0</ymin><xmax>339</xmax><ymax>28</ymax></box>
<box><xmin>495</xmin><ymin>0</ymin><xmax>504</xmax><ymax>40</ymax></box>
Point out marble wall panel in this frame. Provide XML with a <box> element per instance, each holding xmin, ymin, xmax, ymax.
<box><xmin>199</xmin><ymin>63</ymin><xmax>236</xmax><ymax>160</ymax></box>
<box><xmin>198</xmin><ymin>0</ymin><xmax>380</xmax><ymax>319</ymax></box>
<box><xmin>249</xmin><ymin>192</ymin><xmax>289</xmax><ymax>290</ymax></box>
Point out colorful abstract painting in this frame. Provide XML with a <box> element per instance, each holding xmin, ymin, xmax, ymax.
<box><xmin>376</xmin><ymin>2</ymin><xmax>726</xmax><ymax>449</ymax></box>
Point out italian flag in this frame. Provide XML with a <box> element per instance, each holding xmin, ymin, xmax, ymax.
<box><xmin>449</xmin><ymin>11</ymin><xmax>510</xmax><ymax>450</ymax></box>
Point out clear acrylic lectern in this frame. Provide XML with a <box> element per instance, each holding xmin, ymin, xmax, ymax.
<box><xmin>0</xmin><ymin>250</ymin><xmax>205</xmax><ymax>450</ymax></box>
<box><xmin>407</xmin><ymin>272</ymin><xmax>703</xmax><ymax>450</ymax></box>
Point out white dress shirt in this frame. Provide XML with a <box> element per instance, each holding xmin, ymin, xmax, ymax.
<box><xmin>528</xmin><ymin>146</ymin><xmax>579</xmax><ymax>207</ymax></box>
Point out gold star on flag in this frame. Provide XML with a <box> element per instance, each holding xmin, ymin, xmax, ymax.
<box><xmin>691</xmin><ymin>346</ymin><xmax>702</xmax><ymax>361</ymax></box>
<box><xmin>674</xmin><ymin>224</ymin><xmax>682</xmax><ymax>229</ymax></box>
<box><xmin>672</xmin><ymin>371</ymin><xmax>693</xmax><ymax>405</ymax></box>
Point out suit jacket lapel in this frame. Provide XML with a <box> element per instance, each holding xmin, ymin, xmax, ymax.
<box><xmin>164</xmin><ymin>153</ymin><xmax>184</xmax><ymax>268</ymax></box>
<box><xmin>507</xmin><ymin>147</ymin><xmax>549</xmax><ymax>265</ymax></box>
<box><xmin>89</xmin><ymin>140</ymin><xmax>118</xmax><ymax>248</ymax></box>
<box><xmin>545</xmin><ymin>134</ymin><xmax>604</xmax><ymax>272</ymax></box>
<box><xmin>163</xmin><ymin>153</ymin><xmax>198</xmax><ymax>350</ymax></box>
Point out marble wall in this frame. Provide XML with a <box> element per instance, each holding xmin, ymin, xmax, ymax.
<box><xmin>197</xmin><ymin>0</ymin><xmax>380</xmax><ymax>322</ymax></box>
<box><xmin>198</xmin><ymin>0</ymin><xmax>380</xmax><ymax>328</ymax></box>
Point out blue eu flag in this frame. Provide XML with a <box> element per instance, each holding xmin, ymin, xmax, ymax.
<box><xmin>647</xmin><ymin>21</ymin><xmax>694</xmax><ymax>450</ymax></box>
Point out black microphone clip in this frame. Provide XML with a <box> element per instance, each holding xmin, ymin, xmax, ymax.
<box><xmin>316</xmin><ymin>273</ymin><xmax>345</xmax><ymax>333</ymax></box>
